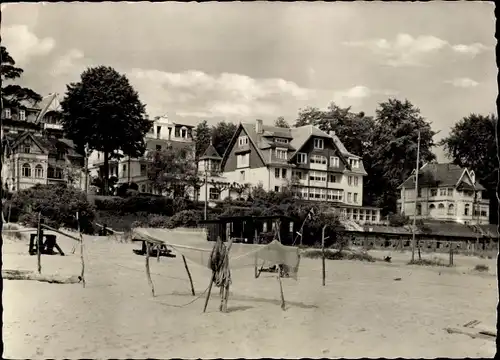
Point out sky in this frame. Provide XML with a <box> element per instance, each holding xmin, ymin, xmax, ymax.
<box><xmin>1</xmin><ymin>2</ymin><xmax>497</xmax><ymax>161</ymax></box>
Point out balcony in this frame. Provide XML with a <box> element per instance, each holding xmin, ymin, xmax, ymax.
<box><xmin>309</xmin><ymin>163</ymin><xmax>327</xmax><ymax>171</ymax></box>
<box><xmin>44</xmin><ymin>123</ymin><xmax>63</xmax><ymax>131</ymax></box>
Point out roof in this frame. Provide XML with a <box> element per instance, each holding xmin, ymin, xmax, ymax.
<box><xmin>200</xmin><ymin>142</ymin><xmax>222</xmax><ymax>161</ymax></box>
<box><xmin>224</xmin><ymin>121</ymin><xmax>366</xmax><ymax>174</ymax></box>
<box><xmin>398</xmin><ymin>163</ymin><xmax>486</xmax><ymax>191</ymax></box>
<box><xmin>5</xmin><ymin>131</ymin><xmax>83</xmax><ymax>158</ymax></box>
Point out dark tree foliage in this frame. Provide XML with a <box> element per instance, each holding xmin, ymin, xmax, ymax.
<box><xmin>60</xmin><ymin>66</ymin><xmax>151</xmax><ymax>195</ymax></box>
<box><xmin>1</xmin><ymin>43</ymin><xmax>43</xmax><ymax>107</ymax></box>
<box><xmin>440</xmin><ymin>114</ymin><xmax>498</xmax><ymax>224</ymax></box>
<box><xmin>274</xmin><ymin>116</ymin><xmax>290</xmax><ymax>128</ymax></box>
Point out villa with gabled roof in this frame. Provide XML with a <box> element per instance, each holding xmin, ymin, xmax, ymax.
<box><xmin>216</xmin><ymin>119</ymin><xmax>381</xmax><ymax>224</ymax></box>
<box><xmin>397</xmin><ymin>162</ymin><xmax>490</xmax><ymax>224</ymax></box>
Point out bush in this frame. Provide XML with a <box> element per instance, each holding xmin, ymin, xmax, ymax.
<box><xmin>408</xmin><ymin>257</ymin><xmax>449</xmax><ymax>267</ymax></box>
<box><xmin>388</xmin><ymin>212</ymin><xmax>410</xmax><ymax>227</ymax></box>
<box><xmin>302</xmin><ymin>249</ymin><xmax>375</xmax><ymax>262</ymax></box>
<box><xmin>8</xmin><ymin>184</ymin><xmax>95</xmax><ymax>234</ymax></box>
<box><xmin>166</xmin><ymin>210</ymin><xmax>204</xmax><ymax>229</ymax></box>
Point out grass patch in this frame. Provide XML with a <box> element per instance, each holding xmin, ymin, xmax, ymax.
<box><xmin>407</xmin><ymin>257</ymin><xmax>450</xmax><ymax>267</ymax></box>
<box><xmin>474</xmin><ymin>264</ymin><xmax>489</xmax><ymax>272</ymax></box>
<box><xmin>302</xmin><ymin>249</ymin><xmax>376</xmax><ymax>262</ymax></box>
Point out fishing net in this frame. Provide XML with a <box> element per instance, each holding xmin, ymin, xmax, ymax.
<box><xmin>131</xmin><ymin>228</ymin><xmax>301</xmax><ymax>279</ymax></box>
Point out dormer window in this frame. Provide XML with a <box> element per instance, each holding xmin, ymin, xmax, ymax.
<box><xmin>19</xmin><ymin>109</ymin><xmax>26</xmax><ymax>121</ymax></box>
<box><xmin>297</xmin><ymin>153</ymin><xmax>307</xmax><ymax>164</ymax></box>
<box><xmin>330</xmin><ymin>156</ymin><xmax>339</xmax><ymax>167</ymax></box>
<box><xmin>238</xmin><ymin>136</ymin><xmax>249</xmax><ymax>147</ymax></box>
<box><xmin>23</xmin><ymin>144</ymin><xmax>31</xmax><ymax>154</ymax></box>
<box><xmin>275</xmin><ymin>148</ymin><xmax>287</xmax><ymax>160</ymax></box>
<box><xmin>313</xmin><ymin>138</ymin><xmax>324</xmax><ymax>149</ymax></box>
<box><xmin>275</xmin><ymin>138</ymin><xmax>289</xmax><ymax>145</ymax></box>
<box><xmin>4</xmin><ymin>108</ymin><xmax>11</xmax><ymax>119</ymax></box>
<box><xmin>349</xmin><ymin>158</ymin><xmax>359</xmax><ymax>169</ymax></box>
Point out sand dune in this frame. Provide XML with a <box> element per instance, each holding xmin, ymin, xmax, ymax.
<box><xmin>2</xmin><ymin>230</ymin><xmax>497</xmax><ymax>359</ymax></box>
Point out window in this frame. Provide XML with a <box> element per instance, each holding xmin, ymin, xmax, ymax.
<box><xmin>439</xmin><ymin>188</ymin><xmax>446</xmax><ymax>196</ymax></box>
<box><xmin>447</xmin><ymin>204</ymin><xmax>454</xmax><ymax>215</ymax></box>
<box><xmin>209</xmin><ymin>187</ymin><xmax>220</xmax><ymax>200</ymax></box>
<box><xmin>181</xmin><ymin>128</ymin><xmax>187</xmax><ymax>138</ymax></box>
<box><xmin>464</xmin><ymin>204</ymin><xmax>470</xmax><ymax>216</ymax></box>
<box><xmin>447</xmin><ymin>188</ymin><xmax>453</xmax><ymax>196</ymax></box>
<box><xmin>416</xmin><ymin>204</ymin><xmax>422</xmax><ymax>215</ymax></box>
<box><xmin>140</xmin><ymin>164</ymin><xmax>147</xmax><ymax>176</ymax></box>
<box><xmin>275</xmin><ymin>148</ymin><xmax>288</xmax><ymax>160</ymax></box>
<box><xmin>329</xmin><ymin>174</ymin><xmax>338</xmax><ymax>183</ymax></box>
<box><xmin>299</xmin><ymin>188</ymin><xmax>308</xmax><ymax>199</ymax></box>
<box><xmin>310</xmin><ymin>155</ymin><xmax>327</xmax><ymax>164</ymax></box>
<box><xmin>156</xmin><ymin>126</ymin><xmax>161</xmax><ymax>139</ymax></box>
<box><xmin>347</xmin><ymin>192</ymin><xmax>352</xmax><ymax>203</ymax></box>
<box><xmin>281</xmin><ymin>168</ymin><xmax>287</xmax><ymax>178</ymax></box>
<box><xmin>275</xmin><ymin>138</ymin><xmax>289</xmax><ymax>144</ymax></box>
<box><xmin>292</xmin><ymin>171</ymin><xmax>303</xmax><ymax>180</ymax></box>
<box><xmin>239</xmin><ymin>171</ymin><xmax>245</xmax><ymax>182</ymax></box>
<box><xmin>481</xmin><ymin>210</ymin><xmax>487</xmax><ymax>217</ymax></box>
<box><xmin>353</xmin><ymin>176</ymin><xmax>359</xmax><ymax>186</ymax></box>
<box><xmin>349</xmin><ymin>158</ymin><xmax>359</xmax><ymax>168</ymax></box>
<box><xmin>19</xmin><ymin>110</ymin><xmax>26</xmax><ymax>121</ymax></box>
<box><xmin>22</xmin><ymin>163</ymin><xmax>31</xmax><ymax>177</ymax></box>
<box><xmin>327</xmin><ymin>189</ymin><xmax>342</xmax><ymax>201</ymax></box>
<box><xmin>4</xmin><ymin>108</ymin><xmax>11</xmax><ymax>119</ymax></box>
<box><xmin>141</xmin><ymin>185</ymin><xmax>146</xmax><ymax>193</ymax></box>
<box><xmin>352</xmin><ymin>209</ymin><xmax>358</xmax><ymax>221</ymax></box>
<box><xmin>275</xmin><ymin>168</ymin><xmax>280</xmax><ymax>178</ymax></box>
<box><xmin>438</xmin><ymin>203</ymin><xmax>445</xmax><ymax>213</ymax></box>
<box><xmin>274</xmin><ymin>186</ymin><xmax>280</xmax><ymax>192</ymax></box>
<box><xmin>122</xmin><ymin>164</ymin><xmax>127</xmax><ymax>172</ymax></box>
<box><xmin>313</xmin><ymin>138</ymin><xmax>324</xmax><ymax>149</ymax></box>
<box><xmin>34</xmin><ymin>165</ymin><xmax>43</xmax><ymax>178</ymax></box>
<box><xmin>23</xmin><ymin>144</ymin><xmax>31</xmax><ymax>154</ymax></box>
<box><xmin>429</xmin><ymin>204</ymin><xmax>436</xmax><ymax>210</ymax></box>
<box><xmin>236</xmin><ymin>153</ymin><xmax>249</xmax><ymax>168</ymax></box>
<box><xmin>348</xmin><ymin>176</ymin><xmax>353</xmax><ymax>186</ymax></box>
<box><xmin>297</xmin><ymin>153</ymin><xmax>307</xmax><ymax>164</ymax></box>
<box><xmin>309</xmin><ymin>171</ymin><xmax>326</xmax><ymax>182</ymax></box>
<box><xmin>238</xmin><ymin>136</ymin><xmax>249</xmax><ymax>147</ymax></box>
<box><xmin>417</xmin><ymin>188</ymin><xmax>423</xmax><ymax>197</ymax></box>
<box><xmin>174</xmin><ymin>127</ymin><xmax>180</xmax><ymax>137</ymax></box>
<box><xmin>156</xmin><ymin>145</ymin><xmax>162</xmax><ymax>151</ymax></box>
<box><xmin>353</xmin><ymin>193</ymin><xmax>358</xmax><ymax>203</ymax></box>
<box><xmin>430</xmin><ymin>188</ymin><xmax>437</xmax><ymax>197</ymax></box>
<box><xmin>309</xmin><ymin>188</ymin><xmax>326</xmax><ymax>200</ymax></box>
<box><xmin>330</xmin><ymin>156</ymin><xmax>339</xmax><ymax>167</ymax></box>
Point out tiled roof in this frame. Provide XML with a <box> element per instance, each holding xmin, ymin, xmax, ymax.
<box><xmin>200</xmin><ymin>143</ymin><xmax>222</xmax><ymax>160</ymax></box>
<box><xmin>239</xmin><ymin>122</ymin><xmax>365</xmax><ymax>174</ymax></box>
<box><xmin>398</xmin><ymin>163</ymin><xmax>486</xmax><ymax>191</ymax></box>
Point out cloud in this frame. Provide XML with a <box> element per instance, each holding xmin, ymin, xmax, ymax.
<box><xmin>52</xmin><ymin>49</ymin><xmax>85</xmax><ymax>76</ymax></box>
<box><xmin>128</xmin><ymin>69</ymin><xmax>314</xmax><ymax>118</ymax></box>
<box><xmin>2</xmin><ymin>25</ymin><xmax>56</xmax><ymax>65</ymax></box>
<box><xmin>331</xmin><ymin>85</ymin><xmax>395</xmax><ymax>107</ymax></box>
<box><xmin>445</xmin><ymin>77</ymin><xmax>479</xmax><ymax>88</ymax></box>
<box><xmin>344</xmin><ymin>33</ymin><xmax>491</xmax><ymax>67</ymax></box>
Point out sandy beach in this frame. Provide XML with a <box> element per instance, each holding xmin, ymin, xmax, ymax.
<box><xmin>2</xmin><ymin>229</ymin><xmax>497</xmax><ymax>359</ymax></box>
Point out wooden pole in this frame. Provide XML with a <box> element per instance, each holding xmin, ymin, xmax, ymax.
<box><xmin>411</xmin><ymin>131</ymin><xmax>421</xmax><ymax>263</ymax></box>
<box><xmin>157</xmin><ymin>245</ymin><xmax>160</xmax><ymax>262</ymax></box>
<box><xmin>76</xmin><ymin>212</ymin><xmax>86</xmax><ymax>288</ymax></box>
<box><xmin>40</xmin><ymin>223</ymin><xmax>81</xmax><ymax>242</ymax></box>
<box><xmin>254</xmin><ymin>228</ymin><xmax>258</xmax><ymax>278</ymax></box>
<box><xmin>36</xmin><ymin>212</ymin><xmax>42</xmax><ymax>274</ymax></box>
<box><xmin>278</xmin><ymin>273</ymin><xmax>286</xmax><ymax>310</ymax></box>
<box><xmin>203</xmin><ymin>272</ymin><xmax>215</xmax><ymax>313</ymax></box>
<box><xmin>145</xmin><ymin>241</ymin><xmax>155</xmax><ymax>296</ymax></box>
<box><xmin>182</xmin><ymin>255</ymin><xmax>196</xmax><ymax>296</ymax></box>
<box><xmin>222</xmin><ymin>238</ymin><xmax>233</xmax><ymax>313</ymax></box>
<box><xmin>322</xmin><ymin>225</ymin><xmax>326</xmax><ymax>287</ymax></box>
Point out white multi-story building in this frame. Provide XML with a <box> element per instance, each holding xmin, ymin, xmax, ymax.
<box><xmin>397</xmin><ymin>163</ymin><xmax>489</xmax><ymax>224</ymax></box>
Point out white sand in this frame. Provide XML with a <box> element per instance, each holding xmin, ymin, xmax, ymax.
<box><xmin>2</xmin><ymin>231</ymin><xmax>497</xmax><ymax>359</ymax></box>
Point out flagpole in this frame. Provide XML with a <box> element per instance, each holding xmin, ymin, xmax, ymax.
<box><xmin>411</xmin><ymin>131</ymin><xmax>421</xmax><ymax>262</ymax></box>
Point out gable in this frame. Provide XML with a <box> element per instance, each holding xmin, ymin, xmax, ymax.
<box><xmin>12</xmin><ymin>133</ymin><xmax>46</xmax><ymax>154</ymax></box>
<box><xmin>221</xmin><ymin>125</ymin><xmax>265</xmax><ymax>171</ymax></box>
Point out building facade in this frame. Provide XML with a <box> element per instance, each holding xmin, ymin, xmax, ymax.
<box><xmin>218</xmin><ymin>119</ymin><xmax>381</xmax><ymax>224</ymax></box>
<box><xmin>87</xmin><ymin>115</ymin><xmax>196</xmax><ymax>194</ymax></box>
<box><xmin>397</xmin><ymin>163</ymin><xmax>489</xmax><ymax>224</ymax></box>
<box><xmin>1</xmin><ymin>95</ymin><xmax>85</xmax><ymax>192</ymax></box>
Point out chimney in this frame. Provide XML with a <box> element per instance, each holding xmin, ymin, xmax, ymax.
<box><xmin>256</xmin><ymin>119</ymin><xmax>263</xmax><ymax>134</ymax></box>
<box><xmin>329</xmin><ymin>130</ymin><xmax>336</xmax><ymax>137</ymax></box>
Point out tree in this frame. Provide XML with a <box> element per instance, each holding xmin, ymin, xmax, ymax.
<box><xmin>439</xmin><ymin>114</ymin><xmax>498</xmax><ymax>224</ymax></box>
<box><xmin>60</xmin><ymin>66</ymin><xmax>151</xmax><ymax>195</ymax></box>
<box><xmin>1</xmin><ymin>44</ymin><xmax>42</xmax><ymax>107</ymax></box>
<box><xmin>274</xmin><ymin>116</ymin><xmax>290</xmax><ymax>128</ymax></box>
<box><xmin>368</xmin><ymin>98</ymin><xmax>436</xmax><ymax>214</ymax></box>
<box><xmin>194</xmin><ymin>120</ymin><xmax>212</xmax><ymax>160</ymax></box>
<box><xmin>211</xmin><ymin>121</ymin><xmax>237</xmax><ymax>157</ymax></box>
<box><xmin>147</xmin><ymin>146</ymin><xmax>197</xmax><ymax>198</ymax></box>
